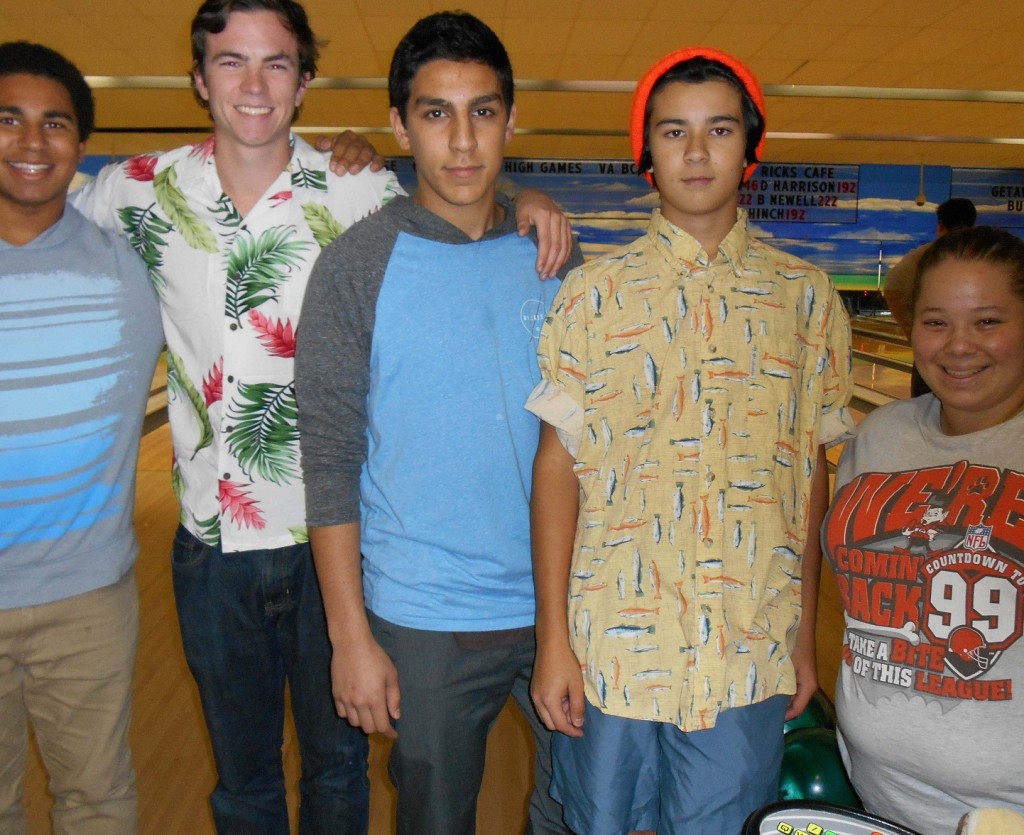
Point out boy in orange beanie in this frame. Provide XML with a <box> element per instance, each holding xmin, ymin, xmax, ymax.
<box><xmin>527</xmin><ymin>47</ymin><xmax>854</xmax><ymax>833</ymax></box>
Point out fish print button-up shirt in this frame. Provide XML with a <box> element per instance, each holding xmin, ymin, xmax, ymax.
<box><xmin>73</xmin><ymin>135</ymin><xmax>401</xmax><ymax>552</ymax></box>
<box><xmin>528</xmin><ymin>209</ymin><xmax>853</xmax><ymax>730</ymax></box>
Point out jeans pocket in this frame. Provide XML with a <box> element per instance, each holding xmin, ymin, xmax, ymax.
<box><xmin>170</xmin><ymin>526</ymin><xmax>212</xmax><ymax>569</ymax></box>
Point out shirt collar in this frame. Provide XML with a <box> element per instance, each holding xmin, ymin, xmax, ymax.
<box><xmin>171</xmin><ymin>132</ymin><xmax>307</xmax><ymax>196</ymax></box>
<box><xmin>648</xmin><ymin>207</ymin><xmax>751</xmax><ymax>277</ymax></box>
<box><xmin>0</xmin><ymin>205</ymin><xmax>80</xmax><ymax>251</ymax></box>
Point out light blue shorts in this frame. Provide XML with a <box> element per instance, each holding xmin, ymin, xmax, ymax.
<box><xmin>551</xmin><ymin>695</ymin><xmax>788</xmax><ymax>835</ymax></box>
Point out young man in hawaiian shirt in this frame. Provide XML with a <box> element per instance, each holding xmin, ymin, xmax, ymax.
<box><xmin>70</xmin><ymin>2</ymin><xmax>391</xmax><ymax>830</ymax></box>
<box><xmin>68</xmin><ymin>1</ymin><xmax>570</xmax><ymax>830</ymax></box>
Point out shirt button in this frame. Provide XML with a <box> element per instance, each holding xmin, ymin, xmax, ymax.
<box><xmin>229</xmin><ymin>323</ymin><xmax>238</xmax><ymax>331</ymax></box>
<box><xmin>227</xmin><ymin>375</ymin><xmax>234</xmax><ymax>383</ymax></box>
<box><xmin>223</xmin><ymin>473</ymin><xmax>231</xmax><ymax>480</ymax></box>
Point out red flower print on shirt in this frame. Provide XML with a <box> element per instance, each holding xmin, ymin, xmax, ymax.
<box><xmin>219</xmin><ymin>480</ymin><xmax>267</xmax><ymax>530</ymax></box>
<box><xmin>248</xmin><ymin>310</ymin><xmax>296</xmax><ymax>358</ymax></box>
<box><xmin>202</xmin><ymin>358</ymin><xmax>223</xmax><ymax>406</ymax></box>
<box><xmin>190</xmin><ymin>136</ymin><xmax>216</xmax><ymax>162</ymax></box>
<box><xmin>124</xmin><ymin>154</ymin><xmax>158</xmax><ymax>181</ymax></box>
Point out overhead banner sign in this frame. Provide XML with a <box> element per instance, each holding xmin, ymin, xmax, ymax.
<box><xmin>79</xmin><ymin>154</ymin><xmax>1019</xmax><ymax>282</ymax></box>
<box><xmin>740</xmin><ymin>164</ymin><xmax>860</xmax><ymax>224</ymax></box>
<box><xmin>951</xmin><ymin>168</ymin><xmax>1024</xmax><ymax>228</ymax></box>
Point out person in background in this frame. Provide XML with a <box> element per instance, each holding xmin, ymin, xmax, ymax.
<box><xmin>884</xmin><ymin>197</ymin><xmax>977</xmax><ymax>397</ymax></box>
<box><xmin>295</xmin><ymin>11</ymin><xmax>582</xmax><ymax>834</ymax></box>
<box><xmin>527</xmin><ymin>46</ymin><xmax>853</xmax><ymax>834</ymax></box>
<box><xmin>0</xmin><ymin>41</ymin><xmax>162</xmax><ymax>833</ymax></box>
<box><xmin>824</xmin><ymin>225</ymin><xmax>1024</xmax><ymax>835</ymax></box>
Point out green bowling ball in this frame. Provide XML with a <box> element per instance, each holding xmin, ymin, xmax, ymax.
<box><xmin>784</xmin><ymin>689</ymin><xmax>837</xmax><ymax>734</ymax></box>
<box><xmin>778</xmin><ymin>726</ymin><xmax>862</xmax><ymax>809</ymax></box>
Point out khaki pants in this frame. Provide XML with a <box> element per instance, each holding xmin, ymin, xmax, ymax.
<box><xmin>0</xmin><ymin>572</ymin><xmax>138</xmax><ymax>834</ymax></box>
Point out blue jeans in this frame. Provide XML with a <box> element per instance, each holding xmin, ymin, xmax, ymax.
<box><xmin>171</xmin><ymin>526</ymin><xmax>369</xmax><ymax>834</ymax></box>
<box><xmin>552</xmin><ymin>696</ymin><xmax>788</xmax><ymax>835</ymax></box>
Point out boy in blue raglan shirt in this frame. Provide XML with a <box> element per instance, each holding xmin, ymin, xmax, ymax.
<box><xmin>296</xmin><ymin>12</ymin><xmax>582</xmax><ymax>834</ymax></box>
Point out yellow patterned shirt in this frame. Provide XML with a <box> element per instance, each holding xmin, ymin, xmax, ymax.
<box><xmin>528</xmin><ymin>209</ymin><xmax>853</xmax><ymax>730</ymax></box>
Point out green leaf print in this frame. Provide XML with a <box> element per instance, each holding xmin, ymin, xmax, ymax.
<box><xmin>290</xmin><ymin>161</ymin><xmax>327</xmax><ymax>191</ymax></box>
<box><xmin>171</xmin><ymin>459</ymin><xmax>185</xmax><ymax>502</ymax></box>
<box><xmin>117</xmin><ymin>204</ymin><xmax>172</xmax><ymax>293</ymax></box>
<box><xmin>171</xmin><ymin>460</ymin><xmax>188</xmax><ymax>526</ymax></box>
<box><xmin>224</xmin><ymin>226</ymin><xmax>310</xmax><ymax>324</ymax></box>
<box><xmin>211</xmin><ymin>193</ymin><xmax>242</xmax><ymax>230</ymax></box>
<box><xmin>193</xmin><ymin>513</ymin><xmax>221</xmax><ymax>545</ymax></box>
<box><xmin>382</xmin><ymin>179</ymin><xmax>402</xmax><ymax>204</ymax></box>
<box><xmin>153</xmin><ymin>166</ymin><xmax>218</xmax><ymax>253</ymax></box>
<box><xmin>165</xmin><ymin>349</ymin><xmax>214</xmax><ymax>459</ymax></box>
<box><xmin>289</xmin><ymin>526</ymin><xmax>309</xmax><ymax>544</ymax></box>
<box><xmin>225</xmin><ymin>382</ymin><xmax>299</xmax><ymax>484</ymax></box>
<box><xmin>301</xmin><ymin>202</ymin><xmax>344</xmax><ymax>248</ymax></box>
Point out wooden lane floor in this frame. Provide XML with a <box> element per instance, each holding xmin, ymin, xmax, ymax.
<box><xmin>854</xmin><ymin>334</ymin><xmax>911</xmax><ymax>368</ymax></box>
<box><xmin>853</xmin><ymin>353</ymin><xmax>911</xmax><ymax>403</ymax></box>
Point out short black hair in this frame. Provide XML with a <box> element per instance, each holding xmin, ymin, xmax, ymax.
<box><xmin>638</xmin><ymin>56</ymin><xmax>765</xmax><ymax>178</ymax></box>
<box><xmin>914</xmin><ymin>225</ymin><xmax>1024</xmax><ymax>316</ymax></box>
<box><xmin>191</xmin><ymin>0</ymin><xmax>321</xmax><ymax>83</ymax></box>
<box><xmin>0</xmin><ymin>41</ymin><xmax>94</xmax><ymax>141</ymax></box>
<box><xmin>937</xmin><ymin>197</ymin><xmax>977</xmax><ymax>231</ymax></box>
<box><xmin>389</xmin><ymin>11</ymin><xmax>513</xmax><ymax>124</ymax></box>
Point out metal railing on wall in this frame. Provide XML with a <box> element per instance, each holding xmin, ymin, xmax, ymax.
<box><xmin>83</xmin><ymin>75</ymin><xmax>1024</xmax><ymax>146</ymax></box>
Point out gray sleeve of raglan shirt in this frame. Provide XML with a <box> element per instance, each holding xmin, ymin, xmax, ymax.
<box><xmin>296</xmin><ymin>208</ymin><xmax>402</xmax><ymax>528</ymax></box>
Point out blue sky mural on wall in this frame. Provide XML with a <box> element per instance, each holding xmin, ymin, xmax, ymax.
<box><xmin>80</xmin><ymin>153</ymin><xmax>1023</xmax><ymax>289</ymax></box>
<box><xmin>391</xmin><ymin>157</ymin><xmax>1022</xmax><ymax>289</ymax></box>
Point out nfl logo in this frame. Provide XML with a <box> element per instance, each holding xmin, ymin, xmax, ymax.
<box><xmin>965</xmin><ymin>524</ymin><xmax>993</xmax><ymax>552</ymax></box>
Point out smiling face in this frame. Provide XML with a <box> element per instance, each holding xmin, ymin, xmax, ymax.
<box><xmin>192</xmin><ymin>10</ymin><xmax>308</xmax><ymax>156</ymax></box>
<box><xmin>913</xmin><ymin>256</ymin><xmax>1024</xmax><ymax>435</ymax></box>
<box><xmin>390</xmin><ymin>58</ymin><xmax>514</xmax><ymax>238</ymax></box>
<box><xmin>0</xmin><ymin>72</ymin><xmax>84</xmax><ymax>242</ymax></box>
<box><xmin>646</xmin><ymin>79</ymin><xmax>747</xmax><ymax>254</ymax></box>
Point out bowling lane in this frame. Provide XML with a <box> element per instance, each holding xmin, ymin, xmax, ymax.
<box><xmin>849</xmin><ymin>316</ymin><xmax>913</xmax><ymax>406</ymax></box>
<box><xmin>852</xmin><ymin>354</ymin><xmax>910</xmax><ymax>403</ymax></box>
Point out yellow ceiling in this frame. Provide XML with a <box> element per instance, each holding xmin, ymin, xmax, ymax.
<box><xmin>3</xmin><ymin>0</ymin><xmax>1024</xmax><ymax>166</ymax></box>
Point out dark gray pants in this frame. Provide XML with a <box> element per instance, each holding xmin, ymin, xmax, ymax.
<box><xmin>368</xmin><ymin>611</ymin><xmax>567</xmax><ymax>835</ymax></box>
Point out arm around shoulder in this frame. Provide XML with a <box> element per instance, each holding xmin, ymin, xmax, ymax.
<box><xmin>513</xmin><ymin>188</ymin><xmax>574</xmax><ymax>279</ymax></box>
<box><xmin>69</xmin><ymin>160</ymin><xmax>134</xmax><ymax>232</ymax></box>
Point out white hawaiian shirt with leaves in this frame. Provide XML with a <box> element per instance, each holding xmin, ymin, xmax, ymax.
<box><xmin>72</xmin><ymin>135</ymin><xmax>401</xmax><ymax>552</ymax></box>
